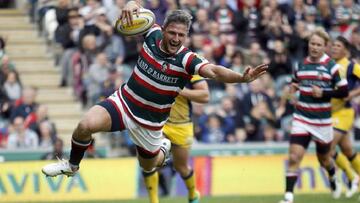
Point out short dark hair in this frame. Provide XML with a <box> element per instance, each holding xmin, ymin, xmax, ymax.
<box><xmin>163</xmin><ymin>10</ymin><xmax>193</xmax><ymax>31</ymax></box>
<box><xmin>336</xmin><ymin>36</ymin><xmax>351</xmax><ymax>51</ymax></box>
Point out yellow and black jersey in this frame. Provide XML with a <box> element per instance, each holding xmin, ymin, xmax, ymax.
<box><xmin>167</xmin><ymin>75</ymin><xmax>205</xmax><ymax>124</ymax></box>
<box><xmin>331</xmin><ymin>57</ymin><xmax>360</xmax><ymax>112</ymax></box>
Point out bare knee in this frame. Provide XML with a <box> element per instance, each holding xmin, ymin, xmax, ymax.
<box><xmin>137</xmin><ymin>151</ymin><xmax>161</xmax><ymax>172</ymax></box>
<box><xmin>74</xmin><ymin>117</ymin><xmax>98</xmax><ymax>140</ymax></box>
<box><xmin>77</xmin><ymin>119</ymin><xmax>92</xmax><ymax>134</ymax></box>
<box><xmin>289</xmin><ymin>152</ymin><xmax>301</xmax><ymax>166</ymax></box>
<box><xmin>174</xmin><ymin>162</ymin><xmax>190</xmax><ymax>177</ymax></box>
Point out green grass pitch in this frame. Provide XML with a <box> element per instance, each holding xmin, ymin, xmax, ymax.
<box><xmin>37</xmin><ymin>194</ymin><xmax>358</xmax><ymax>203</ymax></box>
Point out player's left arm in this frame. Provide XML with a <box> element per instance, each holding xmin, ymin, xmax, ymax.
<box><xmin>199</xmin><ymin>63</ymin><xmax>268</xmax><ymax>83</ymax></box>
<box><xmin>312</xmin><ymin>64</ymin><xmax>348</xmax><ymax>98</ymax></box>
<box><xmin>179</xmin><ymin>80</ymin><xmax>209</xmax><ymax>104</ymax></box>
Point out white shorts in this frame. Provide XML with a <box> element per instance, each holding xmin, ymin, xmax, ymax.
<box><xmin>106</xmin><ymin>92</ymin><xmax>163</xmax><ymax>153</ymax></box>
<box><xmin>291</xmin><ymin>119</ymin><xmax>333</xmax><ymax>144</ymax></box>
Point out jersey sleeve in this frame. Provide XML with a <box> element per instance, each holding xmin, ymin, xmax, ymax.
<box><xmin>352</xmin><ymin>63</ymin><xmax>360</xmax><ymax>79</ymax></box>
<box><xmin>331</xmin><ymin>63</ymin><xmax>348</xmax><ymax>88</ymax></box>
<box><xmin>190</xmin><ymin>75</ymin><xmax>205</xmax><ymax>84</ymax></box>
<box><xmin>144</xmin><ymin>24</ymin><xmax>161</xmax><ymax>39</ymax></box>
<box><xmin>292</xmin><ymin>63</ymin><xmax>299</xmax><ymax>83</ymax></box>
<box><xmin>182</xmin><ymin>52</ymin><xmax>210</xmax><ymax>75</ymax></box>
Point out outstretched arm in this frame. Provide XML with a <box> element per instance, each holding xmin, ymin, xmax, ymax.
<box><xmin>199</xmin><ymin>63</ymin><xmax>268</xmax><ymax>83</ymax></box>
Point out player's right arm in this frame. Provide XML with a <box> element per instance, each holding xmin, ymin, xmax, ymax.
<box><xmin>179</xmin><ymin>80</ymin><xmax>209</xmax><ymax>104</ymax></box>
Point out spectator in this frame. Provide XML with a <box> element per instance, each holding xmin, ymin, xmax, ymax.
<box><xmin>93</xmin><ymin>10</ymin><xmax>125</xmax><ymax>65</ymax></box>
<box><xmin>200</xmin><ymin>114</ymin><xmax>227</xmax><ymax>143</ymax></box>
<box><xmin>83</xmin><ymin>52</ymin><xmax>110</xmax><ymax>106</ymax></box>
<box><xmin>7</xmin><ymin>116</ymin><xmax>39</xmax><ymax>149</ymax></box>
<box><xmin>243</xmin><ymin>41</ymin><xmax>268</xmax><ymax>68</ymax></box>
<box><xmin>241</xmin><ymin>78</ymin><xmax>276</xmax><ymax>141</ymax></box>
<box><xmin>106</xmin><ymin>0</ymin><xmax>126</xmax><ymax>23</ymax></box>
<box><xmin>216</xmin><ymin>96</ymin><xmax>237</xmax><ymax>142</ymax></box>
<box><xmin>25</xmin><ymin>104</ymin><xmax>57</xmax><ymax>142</ymax></box>
<box><xmin>56</xmin><ymin>8</ymin><xmax>84</xmax><ymax>87</ymax></box>
<box><xmin>268</xmin><ymin>40</ymin><xmax>293</xmax><ymax>81</ymax></box>
<box><xmin>288</xmin><ymin>20</ymin><xmax>310</xmax><ymax>66</ymax></box>
<box><xmin>335</xmin><ymin>0</ymin><xmax>360</xmax><ymax>36</ymax></box>
<box><xmin>55</xmin><ymin>0</ymin><xmax>71</xmax><ymax>28</ymax></box>
<box><xmin>206</xmin><ymin>21</ymin><xmax>225</xmax><ymax>62</ymax></box>
<box><xmin>145</xmin><ymin>0</ymin><xmax>168</xmax><ymax>24</ymax></box>
<box><xmin>72</xmin><ymin>34</ymin><xmax>98</xmax><ymax>106</ymax></box>
<box><xmin>211</xmin><ymin>0</ymin><xmax>236</xmax><ymax>35</ymax></box>
<box><xmin>316</xmin><ymin>0</ymin><xmax>335</xmax><ymax>31</ymax></box>
<box><xmin>43</xmin><ymin>0</ymin><xmax>71</xmax><ymax>44</ymax></box>
<box><xmin>257</xmin><ymin>5</ymin><xmax>273</xmax><ymax>49</ymax></box>
<box><xmin>286</xmin><ymin>0</ymin><xmax>306</xmax><ymax>26</ymax></box>
<box><xmin>225</xmin><ymin>84</ymin><xmax>247</xmax><ymax>143</ymax></box>
<box><xmin>0</xmin><ymin>55</ymin><xmax>17</xmax><ymax>85</ymax></box>
<box><xmin>10</xmin><ymin>86</ymin><xmax>38</xmax><ymax>122</ymax></box>
<box><xmin>303</xmin><ymin>5</ymin><xmax>318</xmax><ymax>32</ymax></box>
<box><xmin>79</xmin><ymin>0</ymin><xmax>104</xmax><ymax>26</ymax></box>
<box><xmin>3</xmin><ymin>71</ymin><xmax>22</xmax><ymax>102</ymax></box>
<box><xmin>191</xmin><ymin>8</ymin><xmax>210</xmax><ymax>34</ymax></box>
<box><xmin>99</xmin><ymin>67</ymin><xmax>123</xmax><ymax>101</ymax></box>
<box><xmin>36</xmin><ymin>0</ymin><xmax>57</xmax><ymax>34</ymax></box>
<box><xmin>237</xmin><ymin>0</ymin><xmax>260</xmax><ymax>44</ymax></box>
<box><xmin>38</xmin><ymin>120</ymin><xmax>54</xmax><ymax>149</ymax></box>
<box><xmin>230</xmin><ymin>50</ymin><xmax>246</xmax><ymax>73</ymax></box>
<box><xmin>275</xmin><ymin>82</ymin><xmax>296</xmax><ymax>140</ymax></box>
<box><xmin>181</xmin><ymin>0</ymin><xmax>201</xmax><ymax>19</ymax></box>
<box><xmin>218</xmin><ymin>44</ymin><xmax>236</xmax><ymax>68</ymax></box>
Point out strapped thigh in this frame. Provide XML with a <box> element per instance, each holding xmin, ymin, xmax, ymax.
<box><xmin>97</xmin><ymin>99</ymin><xmax>125</xmax><ymax>132</ymax></box>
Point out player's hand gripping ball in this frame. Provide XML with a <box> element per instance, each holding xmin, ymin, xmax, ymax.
<box><xmin>115</xmin><ymin>8</ymin><xmax>155</xmax><ymax>36</ymax></box>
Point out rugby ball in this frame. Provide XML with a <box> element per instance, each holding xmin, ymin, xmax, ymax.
<box><xmin>115</xmin><ymin>8</ymin><xmax>155</xmax><ymax>36</ymax></box>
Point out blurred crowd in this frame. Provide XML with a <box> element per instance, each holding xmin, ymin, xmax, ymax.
<box><xmin>1</xmin><ymin>0</ymin><xmax>360</xmax><ymax>155</ymax></box>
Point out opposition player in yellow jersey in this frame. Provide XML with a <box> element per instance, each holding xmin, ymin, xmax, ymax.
<box><xmin>143</xmin><ymin>75</ymin><xmax>209</xmax><ymax>203</ymax></box>
<box><xmin>330</xmin><ymin>36</ymin><xmax>360</xmax><ymax>198</ymax></box>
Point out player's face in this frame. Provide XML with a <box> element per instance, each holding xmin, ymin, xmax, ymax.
<box><xmin>331</xmin><ymin>40</ymin><xmax>346</xmax><ymax>60</ymax></box>
<box><xmin>161</xmin><ymin>22</ymin><xmax>188</xmax><ymax>55</ymax></box>
<box><xmin>308</xmin><ymin>34</ymin><xmax>326</xmax><ymax>60</ymax></box>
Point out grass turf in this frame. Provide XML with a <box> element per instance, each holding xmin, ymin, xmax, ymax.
<box><xmin>48</xmin><ymin>193</ymin><xmax>358</xmax><ymax>203</ymax></box>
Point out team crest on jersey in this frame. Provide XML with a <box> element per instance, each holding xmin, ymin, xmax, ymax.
<box><xmin>161</xmin><ymin>62</ymin><xmax>169</xmax><ymax>72</ymax></box>
<box><xmin>316</xmin><ymin>66</ymin><xmax>327</xmax><ymax>71</ymax></box>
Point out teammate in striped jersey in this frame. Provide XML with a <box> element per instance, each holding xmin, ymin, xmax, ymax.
<box><xmin>330</xmin><ymin>36</ymin><xmax>360</xmax><ymax>198</ymax></box>
<box><xmin>41</xmin><ymin>0</ymin><xmax>267</xmax><ymax>181</ymax></box>
<box><xmin>279</xmin><ymin>28</ymin><xmax>349</xmax><ymax>203</ymax></box>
